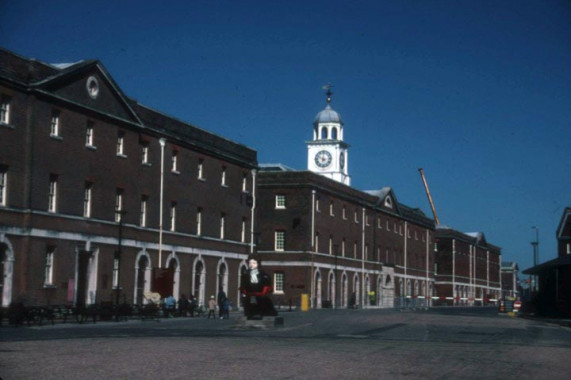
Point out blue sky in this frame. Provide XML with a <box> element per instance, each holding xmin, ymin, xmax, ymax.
<box><xmin>2</xmin><ymin>1</ymin><xmax>570</xmax><ymax>274</ymax></box>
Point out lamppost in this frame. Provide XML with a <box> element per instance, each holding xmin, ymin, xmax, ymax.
<box><xmin>115</xmin><ymin>209</ymin><xmax>127</xmax><ymax>320</ymax></box>
<box><xmin>531</xmin><ymin>226</ymin><xmax>539</xmax><ymax>292</ymax></box>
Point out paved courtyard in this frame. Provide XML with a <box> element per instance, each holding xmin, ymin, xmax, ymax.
<box><xmin>1</xmin><ymin>308</ymin><xmax>570</xmax><ymax>379</ymax></box>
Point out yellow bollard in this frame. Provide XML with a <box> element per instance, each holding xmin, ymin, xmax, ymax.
<box><xmin>301</xmin><ymin>293</ymin><xmax>309</xmax><ymax>311</ymax></box>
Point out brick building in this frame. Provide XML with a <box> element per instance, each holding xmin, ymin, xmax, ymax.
<box><xmin>500</xmin><ymin>262</ymin><xmax>520</xmax><ymax>298</ymax></box>
<box><xmin>0</xmin><ymin>48</ymin><xmax>257</xmax><ymax>308</ymax></box>
<box><xmin>434</xmin><ymin>227</ymin><xmax>502</xmax><ymax>305</ymax></box>
<box><xmin>523</xmin><ymin>207</ymin><xmax>571</xmax><ymax>316</ymax></box>
<box><xmin>256</xmin><ymin>91</ymin><xmax>436</xmax><ymax>309</ymax></box>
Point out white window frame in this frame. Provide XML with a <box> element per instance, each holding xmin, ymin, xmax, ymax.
<box><xmin>196</xmin><ymin>208</ymin><xmax>202</xmax><ymax>235</ymax></box>
<box><xmin>198</xmin><ymin>159</ymin><xmax>204</xmax><ymax>180</ymax></box>
<box><xmin>83</xmin><ymin>182</ymin><xmax>92</xmax><ymax>218</ymax></box>
<box><xmin>275</xmin><ymin>231</ymin><xmax>285</xmax><ymax>251</ymax></box>
<box><xmin>273</xmin><ymin>272</ymin><xmax>284</xmax><ymax>294</ymax></box>
<box><xmin>112</xmin><ymin>258</ymin><xmax>119</xmax><ymax>289</ymax></box>
<box><xmin>48</xmin><ymin>174</ymin><xmax>58</xmax><ymax>213</ymax></box>
<box><xmin>140</xmin><ymin>195</ymin><xmax>148</xmax><ymax>227</ymax></box>
<box><xmin>141</xmin><ymin>144</ymin><xmax>149</xmax><ymax>164</ymax></box>
<box><xmin>221</xmin><ymin>166</ymin><xmax>227</xmax><ymax>186</ymax></box>
<box><xmin>0</xmin><ymin>97</ymin><xmax>10</xmax><ymax>124</ymax></box>
<box><xmin>220</xmin><ymin>213</ymin><xmax>225</xmax><ymax>239</ymax></box>
<box><xmin>50</xmin><ymin>110</ymin><xmax>60</xmax><ymax>137</ymax></box>
<box><xmin>342</xmin><ymin>206</ymin><xmax>347</xmax><ymax>220</ymax></box>
<box><xmin>171</xmin><ymin>150</ymin><xmax>178</xmax><ymax>173</ymax></box>
<box><xmin>85</xmin><ymin>121</ymin><xmax>94</xmax><ymax>147</ymax></box>
<box><xmin>241</xmin><ymin>217</ymin><xmax>247</xmax><ymax>243</ymax></box>
<box><xmin>275</xmin><ymin>194</ymin><xmax>286</xmax><ymax>209</ymax></box>
<box><xmin>329</xmin><ymin>201</ymin><xmax>334</xmax><ymax>216</ymax></box>
<box><xmin>342</xmin><ymin>239</ymin><xmax>346</xmax><ymax>257</ymax></box>
<box><xmin>170</xmin><ymin>202</ymin><xmax>177</xmax><ymax>231</ymax></box>
<box><xmin>44</xmin><ymin>247</ymin><xmax>55</xmax><ymax>286</ymax></box>
<box><xmin>117</xmin><ymin>132</ymin><xmax>125</xmax><ymax>156</ymax></box>
<box><xmin>242</xmin><ymin>173</ymin><xmax>248</xmax><ymax>192</ymax></box>
<box><xmin>115</xmin><ymin>189</ymin><xmax>124</xmax><ymax>222</ymax></box>
<box><xmin>0</xmin><ymin>168</ymin><xmax>7</xmax><ymax>206</ymax></box>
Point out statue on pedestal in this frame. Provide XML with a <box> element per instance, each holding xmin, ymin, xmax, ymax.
<box><xmin>240</xmin><ymin>255</ymin><xmax>278</xmax><ymax>319</ymax></box>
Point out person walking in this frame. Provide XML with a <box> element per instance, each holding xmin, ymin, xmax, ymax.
<box><xmin>222</xmin><ymin>297</ymin><xmax>231</xmax><ymax>319</ymax></box>
<box><xmin>217</xmin><ymin>287</ymin><xmax>227</xmax><ymax>319</ymax></box>
<box><xmin>207</xmin><ymin>295</ymin><xmax>216</xmax><ymax>319</ymax></box>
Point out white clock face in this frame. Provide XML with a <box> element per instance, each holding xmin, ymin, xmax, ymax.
<box><xmin>315</xmin><ymin>150</ymin><xmax>332</xmax><ymax>168</ymax></box>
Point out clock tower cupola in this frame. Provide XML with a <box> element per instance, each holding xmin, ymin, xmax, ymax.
<box><xmin>307</xmin><ymin>85</ymin><xmax>350</xmax><ymax>185</ymax></box>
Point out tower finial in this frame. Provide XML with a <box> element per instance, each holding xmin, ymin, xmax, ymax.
<box><xmin>322</xmin><ymin>83</ymin><xmax>333</xmax><ymax>104</ymax></box>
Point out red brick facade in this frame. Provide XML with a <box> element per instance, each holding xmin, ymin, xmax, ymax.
<box><xmin>0</xmin><ymin>48</ymin><xmax>256</xmax><ymax>308</ymax></box>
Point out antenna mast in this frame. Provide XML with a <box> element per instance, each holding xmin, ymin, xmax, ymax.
<box><xmin>418</xmin><ymin>168</ymin><xmax>440</xmax><ymax>226</ymax></box>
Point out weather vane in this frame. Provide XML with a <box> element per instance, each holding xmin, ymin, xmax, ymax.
<box><xmin>322</xmin><ymin>83</ymin><xmax>334</xmax><ymax>104</ymax></box>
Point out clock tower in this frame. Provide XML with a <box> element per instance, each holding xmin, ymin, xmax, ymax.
<box><xmin>307</xmin><ymin>86</ymin><xmax>350</xmax><ymax>185</ymax></box>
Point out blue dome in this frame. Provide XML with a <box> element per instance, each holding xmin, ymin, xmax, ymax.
<box><xmin>314</xmin><ymin>104</ymin><xmax>343</xmax><ymax>124</ymax></box>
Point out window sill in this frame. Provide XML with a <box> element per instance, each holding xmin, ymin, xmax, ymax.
<box><xmin>43</xmin><ymin>284</ymin><xmax>57</xmax><ymax>289</ymax></box>
<box><xmin>198</xmin><ymin>178</ymin><xmax>206</xmax><ymax>182</ymax></box>
<box><xmin>142</xmin><ymin>162</ymin><xmax>152</xmax><ymax>167</ymax></box>
<box><xmin>86</xmin><ymin>144</ymin><xmax>97</xmax><ymax>151</ymax></box>
<box><xmin>50</xmin><ymin>135</ymin><xmax>63</xmax><ymax>141</ymax></box>
<box><xmin>221</xmin><ymin>184</ymin><xmax>228</xmax><ymax>188</ymax></box>
<box><xmin>273</xmin><ymin>291</ymin><xmax>285</xmax><ymax>295</ymax></box>
<box><xmin>171</xmin><ymin>170</ymin><xmax>180</xmax><ymax>175</ymax></box>
<box><xmin>117</xmin><ymin>153</ymin><xmax>128</xmax><ymax>159</ymax></box>
<box><xmin>0</xmin><ymin>122</ymin><xmax>14</xmax><ymax>129</ymax></box>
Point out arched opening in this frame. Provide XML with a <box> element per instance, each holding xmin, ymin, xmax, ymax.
<box><xmin>167</xmin><ymin>256</ymin><xmax>180</xmax><ymax>300</ymax></box>
<box><xmin>321</xmin><ymin>126</ymin><xmax>328</xmax><ymax>139</ymax></box>
<box><xmin>377</xmin><ymin>275</ymin><xmax>383</xmax><ymax>306</ymax></box>
<box><xmin>353</xmin><ymin>274</ymin><xmax>360</xmax><ymax>308</ymax></box>
<box><xmin>0</xmin><ymin>242</ymin><xmax>14</xmax><ymax>307</ymax></box>
<box><xmin>217</xmin><ymin>261</ymin><xmax>228</xmax><ymax>297</ymax></box>
<box><xmin>314</xmin><ymin>270</ymin><xmax>322</xmax><ymax>308</ymax></box>
<box><xmin>193</xmin><ymin>260</ymin><xmax>206</xmax><ymax>306</ymax></box>
<box><xmin>135</xmin><ymin>254</ymin><xmax>151</xmax><ymax>305</ymax></box>
<box><xmin>328</xmin><ymin>271</ymin><xmax>336</xmax><ymax>308</ymax></box>
<box><xmin>331</xmin><ymin>127</ymin><xmax>338</xmax><ymax>139</ymax></box>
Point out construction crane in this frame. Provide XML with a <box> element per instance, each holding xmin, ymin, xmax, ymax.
<box><xmin>418</xmin><ymin>168</ymin><xmax>440</xmax><ymax>226</ymax></box>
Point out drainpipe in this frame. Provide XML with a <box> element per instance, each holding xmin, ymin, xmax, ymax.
<box><xmin>250</xmin><ymin>169</ymin><xmax>257</xmax><ymax>254</ymax></box>
<box><xmin>158</xmin><ymin>138</ymin><xmax>166</xmax><ymax>269</ymax></box>
<box><xmin>310</xmin><ymin>190</ymin><xmax>316</xmax><ymax>308</ymax></box>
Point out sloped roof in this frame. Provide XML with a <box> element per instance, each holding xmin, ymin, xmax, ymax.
<box><xmin>0</xmin><ymin>48</ymin><xmax>257</xmax><ymax>167</ymax></box>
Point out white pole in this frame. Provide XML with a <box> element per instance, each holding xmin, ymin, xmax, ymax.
<box><xmin>250</xmin><ymin>169</ymin><xmax>257</xmax><ymax>254</ymax></box>
<box><xmin>158</xmin><ymin>138</ymin><xmax>166</xmax><ymax>269</ymax></box>
<box><xmin>310</xmin><ymin>190</ymin><xmax>316</xmax><ymax>308</ymax></box>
